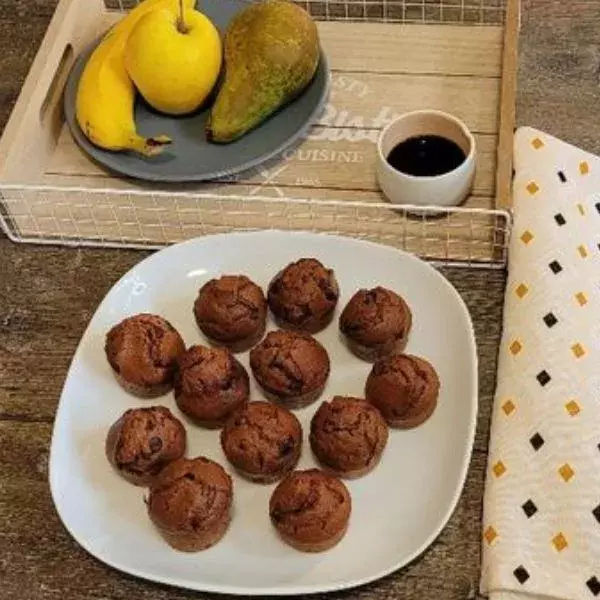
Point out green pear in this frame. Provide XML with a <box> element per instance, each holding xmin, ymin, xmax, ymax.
<box><xmin>206</xmin><ymin>0</ymin><xmax>320</xmax><ymax>143</ymax></box>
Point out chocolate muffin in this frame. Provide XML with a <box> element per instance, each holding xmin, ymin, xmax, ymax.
<box><xmin>339</xmin><ymin>287</ymin><xmax>412</xmax><ymax>361</ymax></box>
<box><xmin>146</xmin><ymin>456</ymin><xmax>233</xmax><ymax>552</ymax></box>
<box><xmin>194</xmin><ymin>275</ymin><xmax>267</xmax><ymax>353</ymax></box>
<box><xmin>365</xmin><ymin>354</ymin><xmax>440</xmax><ymax>428</ymax></box>
<box><xmin>249</xmin><ymin>330</ymin><xmax>330</xmax><ymax>409</ymax></box>
<box><xmin>105</xmin><ymin>314</ymin><xmax>186</xmax><ymax>398</ymax></box>
<box><xmin>174</xmin><ymin>345</ymin><xmax>249</xmax><ymax>428</ymax></box>
<box><xmin>220</xmin><ymin>401</ymin><xmax>302</xmax><ymax>483</ymax></box>
<box><xmin>269</xmin><ymin>469</ymin><xmax>351</xmax><ymax>552</ymax></box>
<box><xmin>310</xmin><ymin>396</ymin><xmax>388</xmax><ymax>478</ymax></box>
<box><xmin>105</xmin><ymin>406</ymin><xmax>187</xmax><ymax>486</ymax></box>
<box><xmin>267</xmin><ymin>258</ymin><xmax>339</xmax><ymax>333</ymax></box>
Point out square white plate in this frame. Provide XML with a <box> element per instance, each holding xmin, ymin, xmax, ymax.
<box><xmin>49</xmin><ymin>231</ymin><xmax>477</xmax><ymax>595</ymax></box>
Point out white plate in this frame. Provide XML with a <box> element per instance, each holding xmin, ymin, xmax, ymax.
<box><xmin>49</xmin><ymin>231</ymin><xmax>478</xmax><ymax>596</ymax></box>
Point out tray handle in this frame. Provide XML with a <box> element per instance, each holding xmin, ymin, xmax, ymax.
<box><xmin>0</xmin><ymin>0</ymin><xmax>107</xmax><ymax>183</ymax></box>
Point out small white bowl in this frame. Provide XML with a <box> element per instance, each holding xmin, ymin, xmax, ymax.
<box><xmin>376</xmin><ymin>110</ymin><xmax>476</xmax><ymax>207</ymax></box>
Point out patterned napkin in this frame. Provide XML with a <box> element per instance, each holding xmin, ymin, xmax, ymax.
<box><xmin>479</xmin><ymin>127</ymin><xmax>600</xmax><ymax>600</ymax></box>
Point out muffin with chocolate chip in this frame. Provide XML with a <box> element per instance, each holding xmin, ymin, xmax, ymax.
<box><xmin>269</xmin><ymin>469</ymin><xmax>351</xmax><ymax>552</ymax></box>
<box><xmin>146</xmin><ymin>456</ymin><xmax>233</xmax><ymax>552</ymax></box>
<box><xmin>339</xmin><ymin>287</ymin><xmax>412</xmax><ymax>361</ymax></box>
<box><xmin>365</xmin><ymin>354</ymin><xmax>440</xmax><ymax>428</ymax></box>
<box><xmin>174</xmin><ymin>345</ymin><xmax>249</xmax><ymax>428</ymax></box>
<box><xmin>105</xmin><ymin>314</ymin><xmax>186</xmax><ymax>398</ymax></box>
<box><xmin>249</xmin><ymin>330</ymin><xmax>330</xmax><ymax>409</ymax></box>
<box><xmin>310</xmin><ymin>396</ymin><xmax>388</xmax><ymax>478</ymax></box>
<box><xmin>194</xmin><ymin>275</ymin><xmax>267</xmax><ymax>353</ymax></box>
<box><xmin>267</xmin><ymin>258</ymin><xmax>339</xmax><ymax>333</ymax></box>
<box><xmin>221</xmin><ymin>401</ymin><xmax>302</xmax><ymax>483</ymax></box>
<box><xmin>105</xmin><ymin>406</ymin><xmax>186</xmax><ymax>486</ymax></box>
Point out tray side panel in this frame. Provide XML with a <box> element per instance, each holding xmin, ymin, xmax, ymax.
<box><xmin>495</xmin><ymin>0</ymin><xmax>520</xmax><ymax>209</ymax></box>
<box><xmin>48</xmin><ymin>127</ymin><xmax>499</xmax><ymax>198</ymax></box>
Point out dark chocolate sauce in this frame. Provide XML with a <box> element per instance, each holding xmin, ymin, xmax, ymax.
<box><xmin>386</xmin><ymin>135</ymin><xmax>466</xmax><ymax>177</ymax></box>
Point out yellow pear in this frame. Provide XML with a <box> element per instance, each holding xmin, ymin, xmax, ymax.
<box><xmin>124</xmin><ymin>3</ymin><xmax>222</xmax><ymax>115</ymax></box>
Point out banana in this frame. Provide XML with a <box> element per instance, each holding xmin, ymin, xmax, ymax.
<box><xmin>75</xmin><ymin>0</ymin><xmax>194</xmax><ymax>157</ymax></box>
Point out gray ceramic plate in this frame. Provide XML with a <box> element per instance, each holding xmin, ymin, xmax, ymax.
<box><xmin>63</xmin><ymin>0</ymin><xmax>329</xmax><ymax>183</ymax></box>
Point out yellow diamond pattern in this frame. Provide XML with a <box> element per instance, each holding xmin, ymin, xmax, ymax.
<box><xmin>565</xmin><ymin>400</ymin><xmax>581</xmax><ymax>416</ymax></box>
<box><xmin>521</xmin><ymin>230</ymin><xmax>534</xmax><ymax>244</ymax></box>
<box><xmin>493</xmin><ymin>461</ymin><xmax>507</xmax><ymax>478</ymax></box>
<box><xmin>502</xmin><ymin>399</ymin><xmax>516</xmax><ymax>416</ymax></box>
<box><xmin>484</xmin><ymin>526</ymin><xmax>498</xmax><ymax>545</ymax></box>
<box><xmin>510</xmin><ymin>340</ymin><xmax>523</xmax><ymax>355</ymax></box>
<box><xmin>516</xmin><ymin>283</ymin><xmax>529</xmax><ymax>298</ymax></box>
<box><xmin>552</xmin><ymin>533</ymin><xmax>568</xmax><ymax>552</ymax></box>
<box><xmin>575</xmin><ymin>292</ymin><xmax>588</xmax><ymax>306</ymax></box>
<box><xmin>527</xmin><ymin>181</ymin><xmax>540</xmax><ymax>195</ymax></box>
<box><xmin>491</xmin><ymin>134</ymin><xmax>596</xmax><ymax>568</ymax></box>
<box><xmin>559</xmin><ymin>463</ymin><xmax>575</xmax><ymax>482</ymax></box>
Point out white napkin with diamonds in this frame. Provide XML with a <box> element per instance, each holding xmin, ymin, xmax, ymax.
<box><xmin>480</xmin><ymin>127</ymin><xmax>600</xmax><ymax>600</ymax></box>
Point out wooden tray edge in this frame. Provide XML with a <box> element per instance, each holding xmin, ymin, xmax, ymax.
<box><xmin>495</xmin><ymin>0</ymin><xmax>520</xmax><ymax>210</ymax></box>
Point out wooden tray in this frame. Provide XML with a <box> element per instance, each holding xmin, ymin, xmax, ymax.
<box><xmin>0</xmin><ymin>0</ymin><xmax>518</xmax><ymax>265</ymax></box>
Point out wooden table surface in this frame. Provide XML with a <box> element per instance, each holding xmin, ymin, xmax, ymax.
<box><xmin>1</xmin><ymin>1</ymin><xmax>598</xmax><ymax>598</ymax></box>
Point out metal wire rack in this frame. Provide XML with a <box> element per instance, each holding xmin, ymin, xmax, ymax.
<box><xmin>293</xmin><ymin>0</ymin><xmax>506</xmax><ymax>24</ymax></box>
<box><xmin>0</xmin><ymin>185</ymin><xmax>511</xmax><ymax>268</ymax></box>
<box><xmin>108</xmin><ymin>0</ymin><xmax>507</xmax><ymax>24</ymax></box>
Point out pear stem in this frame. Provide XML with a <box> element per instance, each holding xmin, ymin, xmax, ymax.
<box><xmin>177</xmin><ymin>0</ymin><xmax>189</xmax><ymax>33</ymax></box>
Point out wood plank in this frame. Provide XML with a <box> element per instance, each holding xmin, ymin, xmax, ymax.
<box><xmin>328</xmin><ymin>72</ymin><xmax>500</xmax><ymax>134</ymax></box>
<box><xmin>0</xmin><ymin>17</ymin><xmax>54</xmax><ymax>131</ymax></box>
<box><xmin>34</xmin><ymin>173</ymin><xmax>496</xmax><ymax>210</ymax></box>
<box><xmin>47</xmin><ymin>126</ymin><xmax>498</xmax><ymax>196</ymax></box>
<box><xmin>318</xmin><ymin>22</ymin><xmax>503</xmax><ymax>76</ymax></box>
<box><xmin>101</xmin><ymin>12</ymin><xmax>504</xmax><ymax>77</ymax></box>
<box><xmin>516</xmin><ymin>0</ymin><xmax>600</xmax><ymax>156</ymax></box>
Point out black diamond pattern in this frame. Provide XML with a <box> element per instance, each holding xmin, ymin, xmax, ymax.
<box><xmin>558</xmin><ymin>171</ymin><xmax>567</xmax><ymax>182</ymax></box>
<box><xmin>537</xmin><ymin>371</ymin><xmax>551</xmax><ymax>387</ymax></box>
<box><xmin>530</xmin><ymin>433</ymin><xmax>545</xmax><ymax>451</ymax></box>
<box><xmin>522</xmin><ymin>499</ymin><xmax>538</xmax><ymax>518</ymax></box>
<box><xmin>596</xmin><ymin>202</ymin><xmax>600</xmax><ymax>215</ymax></box>
<box><xmin>554</xmin><ymin>213</ymin><xmax>567</xmax><ymax>225</ymax></box>
<box><xmin>587</xmin><ymin>577</ymin><xmax>600</xmax><ymax>596</ymax></box>
<box><xmin>593</xmin><ymin>504</ymin><xmax>600</xmax><ymax>524</ymax></box>
<box><xmin>543</xmin><ymin>312</ymin><xmax>558</xmax><ymax>328</ymax></box>
<box><xmin>549</xmin><ymin>260</ymin><xmax>563</xmax><ymax>274</ymax></box>
<box><xmin>514</xmin><ymin>566</ymin><xmax>530</xmax><ymax>584</ymax></box>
